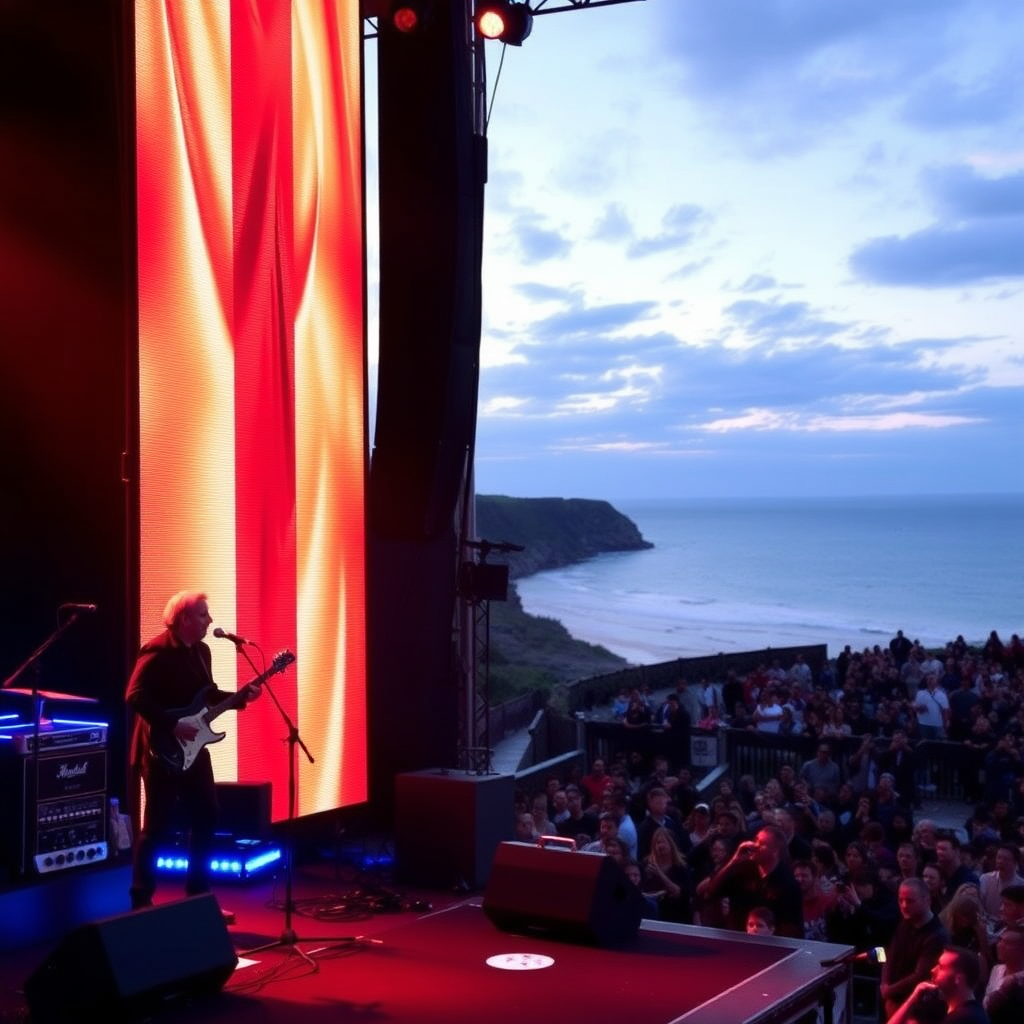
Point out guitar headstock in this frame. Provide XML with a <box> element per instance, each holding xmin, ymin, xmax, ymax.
<box><xmin>272</xmin><ymin>649</ymin><xmax>296</xmax><ymax>672</ymax></box>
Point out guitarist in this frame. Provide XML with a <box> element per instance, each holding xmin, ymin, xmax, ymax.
<box><xmin>126</xmin><ymin>590</ymin><xmax>262</xmax><ymax>911</ymax></box>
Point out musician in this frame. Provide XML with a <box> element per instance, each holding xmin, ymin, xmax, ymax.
<box><xmin>126</xmin><ymin>591</ymin><xmax>261</xmax><ymax>910</ymax></box>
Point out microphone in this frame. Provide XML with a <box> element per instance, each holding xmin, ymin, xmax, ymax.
<box><xmin>213</xmin><ymin>627</ymin><xmax>249</xmax><ymax>646</ymax></box>
<box><xmin>820</xmin><ymin>946</ymin><xmax>886</xmax><ymax>967</ymax></box>
<box><xmin>60</xmin><ymin>603</ymin><xmax>98</xmax><ymax>613</ymax></box>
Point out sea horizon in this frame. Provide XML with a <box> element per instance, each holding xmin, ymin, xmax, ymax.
<box><xmin>515</xmin><ymin>493</ymin><xmax>1023</xmax><ymax>665</ymax></box>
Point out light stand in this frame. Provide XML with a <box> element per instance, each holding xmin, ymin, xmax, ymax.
<box><xmin>229</xmin><ymin>642</ymin><xmax>351</xmax><ymax>958</ymax></box>
<box><xmin>458</xmin><ymin>538</ymin><xmax>519</xmax><ymax>773</ymax></box>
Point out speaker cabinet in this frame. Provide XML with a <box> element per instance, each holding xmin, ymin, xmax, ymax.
<box><xmin>395</xmin><ymin>770</ymin><xmax>514</xmax><ymax>889</ymax></box>
<box><xmin>483</xmin><ymin>842</ymin><xmax>645</xmax><ymax>947</ymax></box>
<box><xmin>24</xmin><ymin>894</ymin><xmax>237</xmax><ymax>1023</ymax></box>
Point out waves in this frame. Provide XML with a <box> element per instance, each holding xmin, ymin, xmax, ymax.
<box><xmin>515</xmin><ymin>494</ymin><xmax>1024</xmax><ymax>662</ymax></box>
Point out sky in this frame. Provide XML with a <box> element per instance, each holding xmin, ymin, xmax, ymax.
<box><xmin>371</xmin><ymin>0</ymin><xmax>1024</xmax><ymax>501</ymax></box>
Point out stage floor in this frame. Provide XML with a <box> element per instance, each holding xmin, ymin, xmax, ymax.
<box><xmin>1</xmin><ymin>866</ymin><xmax>853</xmax><ymax>1024</ymax></box>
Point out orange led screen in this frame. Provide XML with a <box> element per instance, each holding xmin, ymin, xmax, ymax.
<box><xmin>135</xmin><ymin>0</ymin><xmax>366</xmax><ymax>820</ymax></box>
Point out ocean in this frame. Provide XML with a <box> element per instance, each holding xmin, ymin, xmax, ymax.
<box><xmin>515</xmin><ymin>494</ymin><xmax>1024</xmax><ymax>664</ymax></box>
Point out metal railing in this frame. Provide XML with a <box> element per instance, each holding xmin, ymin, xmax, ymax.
<box><xmin>555</xmin><ymin>644</ymin><xmax>828</xmax><ymax>715</ymax></box>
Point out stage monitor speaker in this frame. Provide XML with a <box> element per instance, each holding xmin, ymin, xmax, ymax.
<box><xmin>24</xmin><ymin>894</ymin><xmax>237</xmax><ymax>1023</ymax></box>
<box><xmin>395</xmin><ymin>770</ymin><xmax>514</xmax><ymax>889</ymax></box>
<box><xmin>483</xmin><ymin>841</ymin><xmax>645</xmax><ymax>947</ymax></box>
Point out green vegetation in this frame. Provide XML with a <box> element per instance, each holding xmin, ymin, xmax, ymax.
<box><xmin>486</xmin><ymin>584</ymin><xmax>628</xmax><ymax>703</ymax></box>
<box><xmin>475</xmin><ymin>494</ymin><xmax>651</xmax><ymax>580</ymax></box>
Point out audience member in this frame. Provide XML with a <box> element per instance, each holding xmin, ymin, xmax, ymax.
<box><xmin>993</xmin><ymin>885</ymin><xmax>1024</xmax><ymax>935</ymax></box>
<box><xmin>580</xmin><ymin>758</ymin><xmax>611</xmax><ymax>808</ymax></box>
<box><xmin>703</xmin><ymin>824</ymin><xmax>803</xmax><ymax>938</ymax></box>
<box><xmin>556</xmin><ymin>784</ymin><xmax>599</xmax><ymax>844</ymax></box>
<box><xmin>825</xmin><ymin>866</ymin><xmax>899</xmax><ymax>952</ymax></box>
<box><xmin>641</xmin><ymin>826</ymin><xmax>693</xmax><ymax>923</ymax></box>
<box><xmin>636</xmin><ymin>785</ymin><xmax>688</xmax><ymax>861</ymax></box>
<box><xmin>799</xmin><ymin>742</ymin><xmax>841</xmax><ymax>801</ymax></box>
<box><xmin>897</xmin><ymin>841</ymin><xmax>922</xmax><ymax>882</ymax></box>
<box><xmin>581</xmin><ymin>811</ymin><xmax>620</xmax><ymax>854</ymax></box>
<box><xmin>915</xmin><ymin>673</ymin><xmax>951</xmax><ymax>740</ymax></box>
<box><xmin>792</xmin><ymin>859</ymin><xmax>836</xmax><ymax>942</ymax></box>
<box><xmin>937</xmin><ymin>834</ymin><xmax>981</xmax><ymax>904</ymax></box>
<box><xmin>940</xmin><ymin>890</ymin><xmax>991</xmax><ymax>984</ymax></box>
<box><xmin>746</xmin><ymin>906</ymin><xmax>776</xmax><ymax>935</ymax></box>
<box><xmin>923</xmin><ymin>863</ymin><xmax>947</xmax><ymax>914</ymax></box>
<box><xmin>887</xmin><ymin>946</ymin><xmax>987</xmax><ymax>1024</ymax></box>
<box><xmin>979</xmin><ymin>845</ymin><xmax>1024</xmax><ymax>929</ymax></box>
<box><xmin>880</xmin><ymin>877</ymin><xmax>950</xmax><ymax>1019</ymax></box>
<box><xmin>530</xmin><ymin>791</ymin><xmax>556</xmax><ymax>837</ymax></box>
<box><xmin>984</xmin><ymin>924</ymin><xmax>1024</xmax><ymax>1024</ymax></box>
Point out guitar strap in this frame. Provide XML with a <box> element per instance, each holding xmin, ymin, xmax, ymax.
<box><xmin>191</xmin><ymin>643</ymin><xmax>214</xmax><ymax>686</ymax></box>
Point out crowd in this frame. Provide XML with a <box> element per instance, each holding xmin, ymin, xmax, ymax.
<box><xmin>512</xmin><ymin>629</ymin><xmax>1024</xmax><ymax>1023</ymax></box>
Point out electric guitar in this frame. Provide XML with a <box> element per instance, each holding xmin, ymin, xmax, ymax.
<box><xmin>151</xmin><ymin>649</ymin><xmax>295</xmax><ymax>772</ymax></box>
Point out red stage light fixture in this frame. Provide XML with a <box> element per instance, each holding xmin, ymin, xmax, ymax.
<box><xmin>476</xmin><ymin>1</ymin><xmax>533</xmax><ymax>46</ymax></box>
<box><xmin>390</xmin><ymin>1</ymin><xmax>431</xmax><ymax>33</ymax></box>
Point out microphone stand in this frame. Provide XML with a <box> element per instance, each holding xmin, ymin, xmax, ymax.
<box><xmin>2</xmin><ymin>608</ymin><xmax>88</xmax><ymax>874</ymax></box>
<box><xmin>229</xmin><ymin>641</ymin><xmax>351</xmax><ymax>959</ymax></box>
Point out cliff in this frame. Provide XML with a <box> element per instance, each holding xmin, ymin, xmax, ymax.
<box><xmin>474</xmin><ymin>495</ymin><xmax>652</xmax><ymax>579</ymax></box>
<box><xmin>472</xmin><ymin>496</ymin><xmax>652</xmax><ymax>696</ymax></box>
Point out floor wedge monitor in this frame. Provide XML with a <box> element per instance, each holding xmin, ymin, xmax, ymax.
<box><xmin>24</xmin><ymin>893</ymin><xmax>237</xmax><ymax>1023</ymax></box>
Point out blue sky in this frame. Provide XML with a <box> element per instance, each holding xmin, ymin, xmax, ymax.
<box><xmin>371</xmin><ymin>0</ymin><xmax>1024</xmax><ymax>500</ymax></box>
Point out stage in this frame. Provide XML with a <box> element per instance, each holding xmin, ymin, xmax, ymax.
<box><xmin>1</xmin><ymin>861</ymin><xmax>854</xmax><ymax>1024</ymax></box>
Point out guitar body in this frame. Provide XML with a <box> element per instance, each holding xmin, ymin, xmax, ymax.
<box><xmin>149</xmin><ymin>650</ymin><xmax>295</xmax><ymax>772</ymax></box>
<box><xmin>148</xmin><ymin>688</ymin><xmax>228</xmax><ymax>773</ymax></box>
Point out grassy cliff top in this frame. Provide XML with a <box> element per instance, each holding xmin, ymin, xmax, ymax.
<box><xmin>474</xmin><ymin>495</ymin><xmax>652</xmax><ymax>580</ymax></box>
<box><xmin>473</xmin><ymin>495</ymin><xmax>650</xmax><ymax>699</ymax></box>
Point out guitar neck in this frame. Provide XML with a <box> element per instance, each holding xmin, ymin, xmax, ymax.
<box><xmin>200</xmin><ymin>652</ymin><xmax>293</xmax><ymax>725</ymax></box>
<box><xmin>204</xmin><ymin>686</ymin><xmax>251</xmax><ymax>725</ymax></box>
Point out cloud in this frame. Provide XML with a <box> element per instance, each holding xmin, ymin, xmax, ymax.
<box><xmin>591</xmin><ymin>202</ymin><xmax>633</xmax><ymax>242</ymax></box>
<box><xmin>667</xmin><ymin>258</ymin><xmax>713</xmax><ymax>281</ymax></box>
<box><xmin>651</xmin><ymin>0</ymin><xmax>1022</xmax><ymax>152</ymax></box>
<box><xmin>509</xmin><ymin>213</ymin><xmax>572</xmax><ymax>262</ymax></box>
<box><xmin>923</xmin><ymin>166</ymin><xmax>1024</xmax><ymax>220</ymax></box>
<box><xmin>734</xmin><ymin>274</ymin><xmax>780</xmax><ymax>293</ymax></box>
<box><xmin>627</xmin><ymin>204</ymin><xmax>712</xmax><ymax>257</ymax></box>
<box><xmin>849</xmin><ymin>218</ymin><xmax>1024</xmax><ymax>286</ymax></box>
<box><xmin>694</xmin><ymin>408</ymin><xmax>983</xmax><ymax>434</ymax></box>
<box><xmin>899</xmin><ymin>63</ymin><xmax>1024</xmax><ymax>131</ymax></box>
<box><xmin>480</xmin><ymin>396</ymin><xmax>529</xmax><ymax>415</ymax></box>
<box><xmin>528</xmin><ymin>300</ymin><xmax>660</xmax><ymax>343</ymax></box>
<box><xmin>512</xmin><ymin>281</ymin><xmax>579</xmax><ymax>304</ymax></box>
<box><xmin>723</xmin><ymin>298</ymin><xmax>851</xmax><ymax>344</ymax></box>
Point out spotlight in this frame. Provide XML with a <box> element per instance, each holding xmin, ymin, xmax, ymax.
<box><xmin>476</xmin><ymin>1</ymin><xmax>533</xmax><ymax>46</ymax></box>
<box><xmin>390</xmin><ymin>1</ymin><xmax>432</xmax><ymax>34</ymax></box>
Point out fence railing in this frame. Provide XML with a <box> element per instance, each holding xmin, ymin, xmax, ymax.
<box><xmin>487</xmin><ymin>689</ymin><xmax>544</xmax><ymax>743</ymax></box>
<box><xmin>575</xmin><ymin>720</ymin><xmax>975</xmax><ymax>804</ymax></box>
<box><xmin>555</xmin><ymin>644</ymin><xmax>828</xmax><ymax>715</ymax></box>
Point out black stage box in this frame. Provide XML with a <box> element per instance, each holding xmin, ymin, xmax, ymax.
<box><xmin>24</xmin><ymin>893</ymin><xmax>237</xmax><ymax>1023</ymax></box>
<box><xmin>170</xmin><ymin>780</ymin><xmax>272</xmax><ymax>838</ymax></box>
<box><xmin>395</xmin><ymin>770</ymin><xmax>514</xmax><ymax>889</ymax></box>
<box><xmin>483</xmin><ymin>841</ymin><xmax>645</xmax><ymax>947</ymax></box>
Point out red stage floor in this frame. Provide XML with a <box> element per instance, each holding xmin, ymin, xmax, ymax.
<box><xmin>2</xmin><ymin>866</ymin><xmax>854</xmax><ymax>1024</ymax></box>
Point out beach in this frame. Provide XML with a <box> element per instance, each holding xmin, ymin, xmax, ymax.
<box><xmin>515</xmin><ymin>494</ymin><xmax>1024</xmax><ymax>664</ymax></box>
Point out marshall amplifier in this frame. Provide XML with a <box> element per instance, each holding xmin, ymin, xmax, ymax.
<box><xmin>26</xmin><ymin>745</ymin><xmax>108</xmax><ymax>875</ymax></box>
